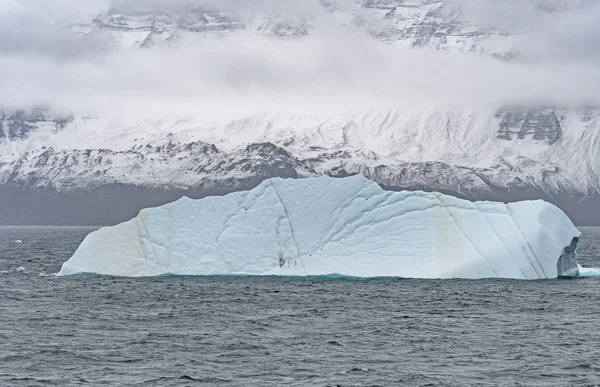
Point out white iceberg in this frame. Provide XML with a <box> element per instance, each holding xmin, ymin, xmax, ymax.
<box><xmin>58</xmin><ymin>175</ymin><xmax>581</xmax><ymax>279</ymax></box>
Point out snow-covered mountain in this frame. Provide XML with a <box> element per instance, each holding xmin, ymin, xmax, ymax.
<box><xmin>2</xmin><ymin>107</ymin><xmax>600</xmax><ymax>225</ymax></box>
<box><xmin>2</xmin><ymin>0</ymin><xmax>600</xmax><ymax>225</ymax></box>
<box><xmin>71</xmin><ymin>0</ymin><xmax>590</xmax><ymax>58</ymax></box>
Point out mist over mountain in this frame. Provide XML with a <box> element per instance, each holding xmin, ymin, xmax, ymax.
<box><xmin>1</xmin><ymin>0</ymin><xmax>600</xmax><ymax>225</ymax></box>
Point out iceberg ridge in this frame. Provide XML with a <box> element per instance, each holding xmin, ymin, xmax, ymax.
<box><xmin>58</xmin><ymin>175</ymin><xmax>581</xmax><ymax>279</ymax></box>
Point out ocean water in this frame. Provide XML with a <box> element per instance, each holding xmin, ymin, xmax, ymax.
<box><xmin>1</xmin><ymin>227</ymin><xmax>599</xmax><ymax>386</ymax></box>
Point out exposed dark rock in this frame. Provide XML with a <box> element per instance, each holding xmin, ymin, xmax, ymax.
<box><xmin>497</xmin><ymin>108</ymin><xmax>562</xmax><ymax>144</ymax></box>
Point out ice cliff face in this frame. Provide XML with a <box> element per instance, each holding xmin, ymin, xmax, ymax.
<box><xmin>58</xmin><ymin>175</ymin><xmax>581</xmax><ymax>279</ymax></box>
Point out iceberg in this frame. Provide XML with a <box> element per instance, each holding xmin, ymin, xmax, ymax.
<box><xmin>58</xmin><ymin>175</ymin><xmax>581</xmax><ymax>279</ymax></box>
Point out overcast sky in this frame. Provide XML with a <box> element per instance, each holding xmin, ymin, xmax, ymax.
<box><xmin>1</xmin><ymin>0</ymin><xmax>600</xmax><ymax>117</ymax></box>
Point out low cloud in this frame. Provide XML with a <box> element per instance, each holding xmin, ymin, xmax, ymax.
<box><xmin>1</xmin><ymin>0</ymin><xmax>600</xmax><ymax>117</ymax></box>
<box><xmin>108</xmin><ymin>0</ymin><xmax>324</xmax><ymax>16</ymax></box>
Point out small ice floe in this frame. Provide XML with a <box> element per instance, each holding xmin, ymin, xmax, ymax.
<box><xmin>0</xmin><ymin>270</ymin><xmax>9</xmax><ymax>275</ymax></box>
<box><xmin>14</xmin><ymin>240</ymin><xmax>23</xmax><ymax>244</ymax></box>
<box><xmin>15</xmin><ymin>267</ymin><xmax>26</xmax><ymax>273</ymax></box>
<box><xmin>579</xmin><ymin>265</ymin><xmax>600</xmax><ymax>277</ymax></box>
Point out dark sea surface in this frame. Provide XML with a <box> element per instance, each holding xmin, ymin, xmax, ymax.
<box><xmin>1</xmin><ymin>226</ymin><xmax>599</xmax><ymax>387</ymax></box>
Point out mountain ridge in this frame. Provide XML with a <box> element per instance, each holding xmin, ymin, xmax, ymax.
<box><xmin>2</xmin><ymin>0</ymin><xmax>600</xmax><ymax>225</ymax></box>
